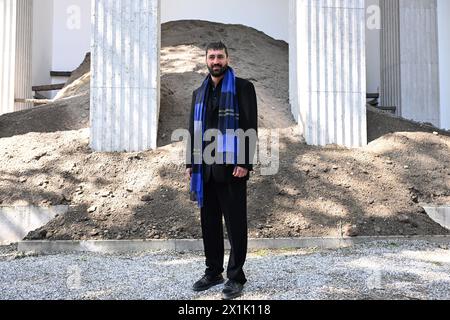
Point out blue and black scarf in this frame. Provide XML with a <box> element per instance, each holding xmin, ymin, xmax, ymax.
<box><xmin>190</xmin><ymin>67</ymin><xmax>240</xmax><ymax>207</ymax></box>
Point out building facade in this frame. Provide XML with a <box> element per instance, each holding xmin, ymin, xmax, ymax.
<box><xmin>0</xmin><ymin>0</ymin><xmax>448</xmax><ymax>151</ymax></box>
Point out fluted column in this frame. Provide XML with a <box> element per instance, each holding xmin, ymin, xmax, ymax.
<box><xmin>0</xmin><ymin>0</ymin><xmax>33</xmax><ymax>115</ymax></box>
<box><xmin>380</xmin><ymin>0</ymin><xmax>440</xmax><ymax>126</ymax></box>
<box><xmin>289</xmin><ymin>0</ymin><xmax>299</xmax><ymax>123</ymax></box>
<box><xmin>438</xmin><ymin>0</ymin><xmax>450</xmax><ymax>130</ymax></box>
<box><xmin>380</xmin><ymin>0</ymin><xmax>401</xmax><ymax>113</ymax></box>
<box><xmin>14</xmin><ymin>0</ymin><xmax>33</xmax><ymax>111</ymax></box>
<box><xmin>90</xmin><ymin>0</ymin><xmax>161</xmax><ymax>152</ymax></box>
<box><xmin>0</xmin><ymin>0</ymin><xmax>16</xmax><ymax>115</ymax></box>
<box><xmin>289</xmin><ymin>0</ymin><xmax>367</xmax><ymax>148</ymax></box>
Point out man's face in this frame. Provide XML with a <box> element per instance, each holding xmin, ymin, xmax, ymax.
<box><xmin>206</xmin><ymin>49</ymin><xmax>229</xmax><ymax>77</ymax></box>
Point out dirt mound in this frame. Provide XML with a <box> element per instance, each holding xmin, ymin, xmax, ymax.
<box><xmin>0</xmin><ymin>20</ymin><xmax>448</xmax><ymax>241</ymax></box>
<box><xmin>0</xmin><ymin>94</ymin><xmax>90</xmax><ymax>138</ymax></box>
<box><xmin>65</xmin><ymin>52</ymin><xmax>91</xmax><ymax>88</ymax></box>
<box><xmin>158</xmin><ymin>20</ymin><xmax>292</xmax><ymax>146</ymax></box>
<box><xmin>55</xmin><ymin>52</ymin><xmax>91</xmax><ymax>100</ymax></box>
<box><xmin>367</xmin><ymin>105</ymin><xmax>450</xmax><ymax>142</ymax></box>
<box><xmin>5</xmin><ymin>125</ymin><xmax>447</xmax><ymax>241</ymax></box>
<box><xmin>0</xmin><ymin>52</ymin><xmax>91</xmax><ymax>138</ymax></box>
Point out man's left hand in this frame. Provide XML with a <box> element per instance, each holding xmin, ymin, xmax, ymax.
<box><xmin>233</xmin><ymin>166</ymin><xmax>249</xmax><ymax>178</ymax></box>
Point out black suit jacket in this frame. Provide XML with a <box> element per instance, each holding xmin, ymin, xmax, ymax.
<box><xmin>186</xmin><ymin>76</ymin><xmax>258</xmax><ymax>183</ymax></box>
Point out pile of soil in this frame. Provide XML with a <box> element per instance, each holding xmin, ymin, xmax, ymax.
<box><xmin>367</xmin><ymin>105</ymin><xmax>450</xmax><ymax>142</ymax></box>
<box><xmin>54</xmin><ymin>52</ymin><xmax>91</xmax><ymax>100</ymax></box>
<box><xmin>0</xmin><ymin>53</ymin><xmax>90</xmax><ymax>139</ymax></box>
<box><xmin>0</xmin><ymin>20</ymin><xmax>448</xmax><ymax>241</ymax></box>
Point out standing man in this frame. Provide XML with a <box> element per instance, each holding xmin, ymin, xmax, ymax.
<box><xmin>185</xmin><ymin>41</ymin><xmax>258</xmax><ymax>300</ymax></box>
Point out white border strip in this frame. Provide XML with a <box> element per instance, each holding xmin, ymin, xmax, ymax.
<box><xmin>17</xmin><ymin>236</ymin><xmax>450</xmax><ymax>254</ymax></box>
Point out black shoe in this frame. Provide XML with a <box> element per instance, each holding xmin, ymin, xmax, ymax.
<box><xmin>222</xmin><ymin>280</ymin><xmax>244</xmax><ymax>300</ymax></box>
<box><xmin>192</xmin><ymin>274</ymin><xmax>225</xmax><ymax>292</ymax></box>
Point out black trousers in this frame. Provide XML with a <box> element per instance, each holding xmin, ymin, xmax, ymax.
<box><xmin>201</xmin><ymin>176</ymin><xmax>248</xmax><ymax>284</ymax></box>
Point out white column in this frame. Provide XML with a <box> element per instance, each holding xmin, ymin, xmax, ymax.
<box><xmin>438</xmin><ymin>0</ymin><xmax>450</xmax><ymax>130</ymax></box>
<box><xmin>0</xmin><ymin>0</ymin><xmax>16</xmax><ymax>115</ymax></box>
<box><xmin>90</xmin><ymin>0</ymin><xmax>161</xmax><ymax>152</ymax></box>
<box><xmin>380</xmin><ymin>0</ymin><xmax>440</xmax><ymax>126</ymax></box>
<box><xmin>289</xmin><ymin>0</ymin><xmax>299</xmax><ymax>123</ymax></box>
<box><xmin>0</xmin><ymin>0</ymin><xmax>33</xmax><ymax>115</ymax></box>
<box><xmin>289</xmin><ymin>0</ymin><xmax>367</xmax><ymax>148</ymax></box>
<box><xmin>14</xmin><ymin>0</ymin><xmax>33</xmax><ymax>111</ymax></box>
<box><xmin>380</xmin><ymin>0</ymin><xmax>401</xmax><ymax>111</ymax></box>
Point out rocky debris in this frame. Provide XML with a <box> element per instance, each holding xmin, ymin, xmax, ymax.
<box><xmin>398</xmin><ymin>214</ymin><xmax>410</xmax><ymax>223</ymax></box>
<box><xmin>87</xmin><ymin>206</ymin><xmax>97</xmax><ymax>213</ymax></box>
<box><xmin>33</xmin><ymin>152</ymin><xmax>48</xmax><ymax>161</ymax></box>
<box><xmin>140</xmin><ymin>195</ymin><xmax>154</xmax><ymax>202</ymax></box>
<box><xmin>343</xmin><ymin>224</ymin><xmax>359</xmax><ymax>237</ymax></box>
<box><xmin>100</xmin><ymin>191</ymin><xmax>113</xmax><ymax>198</ymax></box>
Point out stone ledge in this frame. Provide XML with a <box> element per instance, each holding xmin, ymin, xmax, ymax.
<box><xmin>17</xmin><ymin>235</ymin><xmax>450</xmax><ymax>254</ymax></box>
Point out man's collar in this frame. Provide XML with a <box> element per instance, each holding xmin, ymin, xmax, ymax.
<box><xmin>208</xmin><ymin>75</ymin><xmax>224</xmax><ymax>89</ymax></box>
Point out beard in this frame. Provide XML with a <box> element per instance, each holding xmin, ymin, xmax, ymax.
<box><xmin>208</xmin><ymin>64</ymin><xmax>228</xmax><ymax>77</ymax></box>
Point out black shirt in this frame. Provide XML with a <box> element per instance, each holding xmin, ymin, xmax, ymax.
<box><xmin>205</xmin><ymin>77</ymin><xmax>223</xmax><ymax>132</ymax></box>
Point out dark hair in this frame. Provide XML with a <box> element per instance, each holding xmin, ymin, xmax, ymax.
<box><xmin>205</xmin><ymin>41</ymin><xmax>229</xmax><ymax>57</ymax></box>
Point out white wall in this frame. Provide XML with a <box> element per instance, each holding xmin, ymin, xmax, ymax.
<box><xmin>161</xmin><ymin>0</ymin><xmax>289</xmax><ymax>42</ymax></box>
<box><xmin>32</xmin><ymin>0</ymin><xmax>53</xmax><ymax>98</ymax></box>
<box><xmin>438</xmin><ymin>0</ymin><xmax>450</xmax><ymax>130</ymax></box>
<box><xmin>365</xmin><ymin>0</ymin><xmax>380</xmax><ymax>94</ymax></box>
<box><xmin>31</xmin><ymin>0</ymin><xmax>381</xmax><ymax>100</ymax></box>
<box><xmin>52</xmin><ymin>0</ymin><xmax>91</xmax><ymax>72</ymax></box>
<box><xmin>33</xmin><ymin>0</ymin><xmax>91</xmax><ymax>99</ymax></box>
<box><xmin>162</xmin><ymin>0</ymin><xmax>380</xmax><ymax>94</ymax></box>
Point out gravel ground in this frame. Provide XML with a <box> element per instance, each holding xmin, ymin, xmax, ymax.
<box><xmin>0</xmin><ymin>240</ymin><xmax>449</xmax><ymax>300</ymax></box>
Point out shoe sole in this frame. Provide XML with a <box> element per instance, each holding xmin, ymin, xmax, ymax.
<box><xmin>222</xmin><ymin>291</ymin><xmax>243</xmax><ymax>300</ymax></box>
<box><xmin>192</xmin><ymin>278</ymin><xmax>225</xmax><ymax>292</ymax></box>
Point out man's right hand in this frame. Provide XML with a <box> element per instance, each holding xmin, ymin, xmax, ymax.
<box><xmin>185</xmin><ymin>168</ymin><xmax>192</xmax><ymax>181</ymax></box>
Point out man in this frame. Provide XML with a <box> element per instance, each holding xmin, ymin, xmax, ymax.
<box><xmin>185</xmin><ymin>41</ymin><xmax>258</xmax><ymax>300</ymax></box>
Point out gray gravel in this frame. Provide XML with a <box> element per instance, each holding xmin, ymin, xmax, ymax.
<box><xmin>0</xmin><ymin>240</ymin><xmax>449</xmax><ymax>300</ymax></box>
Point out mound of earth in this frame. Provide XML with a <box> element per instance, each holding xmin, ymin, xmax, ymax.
<box><xmin>0</xmin><ymin>20</ymin><xmax>448</xmax><ymax>241</ymax></box>
<box><xmin>0</xmin><ymin>53</ymin><xmax>91</xmax><ymax>138</ymax></box>
<box><xmin>367</xmin><ymin>105</ymin><xmax>450</xmax><ymax>142</ymax></box>
<box><xmin>54</xmin><ymin>52</ymin><xmax>90</xmax><ymax>100</ymax></box>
